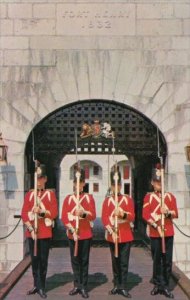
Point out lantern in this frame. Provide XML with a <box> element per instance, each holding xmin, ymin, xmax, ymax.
<box><xmin>0</xmin><ymin>133</ymin><xmax>8</xmax><ymax>165</ymax></box>
<box><xmin>185</xmin><ymin>143</ymin><xmax>190</xmax><ymax>162</ymax></box>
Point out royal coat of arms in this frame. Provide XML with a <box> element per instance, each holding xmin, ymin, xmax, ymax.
<box><xmin>80</xmin><ymin>120</ymin><xmax>113</xmax><ymax>139</ymax></box>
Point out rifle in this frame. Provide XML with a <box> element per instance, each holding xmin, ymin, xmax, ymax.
<box><xmin>113</xmin><ymin>165</ymin><xmax>119</xmax><ymax>258</ymax></box>
<box><xmin>33</xmin><ymin>160</ymin><xmax>38</xmax><ymax>256</ymax></box>
<box><xmin>74</xmin><ymin>165</ymin><xmax>81</xmax><ymax>257</ymax></box>
<box><xmin>74</xmin><ymin>128</ymin><xmax>81</xmax><ymax>257</ymax></box>
<box><xmin>160</xmin><ymin>157</ymin><xmax>166</xmax><ymax>254</ymax></box>
<box><xmin>157</xmin><ymin>128</ymin><xmax>166</xmax><ymax>254</ymax></box>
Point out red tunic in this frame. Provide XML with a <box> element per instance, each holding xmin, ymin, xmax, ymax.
<box><xmin>101</xmin><ymin>194</ymin><xmax>135</xmax><ymax>243</ymax></box>
<box><xmin>142</xmin><ymin>192</ymin><xmax>178</xmax><ymax>238</ymax></box>
<box><xmin>61</xmin><ymin>193</ymin><xmax>96</xmax><ymax>240</ymax></box>
<box><xmin>21</xmin><ymin>189</ymin><xmax>58</xmax><ymax>239</ymax></box>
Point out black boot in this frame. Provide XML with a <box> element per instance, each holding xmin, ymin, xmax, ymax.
<box><xmin>80</xmin><ymin>289</ymin><xmax>89</xmax><ymax>298</ymax></box>
<box><xmin>37</xmin><ymin>289</ymin><xmax>47</xmax><ymax>299</ymax></box>
<box><xmin>118</xmin><ymin>289</ymin><xmax>132</xmax><ymax>298</ymax></box>
<box><xmin>27</xmin><ymin>287</ymin><xmax>38</xmax><ymax>295</ymax></box>
<box><xmin>151</xmin><ymin>286</ymin><xmax>160</xmax><ymax>295</ymax></box>
<box><xmin>109</xmin><ymin>287</ymin><xmax>118</xmax><ymax>295</ymax></box>
<box><xmin>162</xmin><ymin>288</ymin><xmax>174</xmax><ymax>298</ymax></box>
<box><xmin>69</xmin><ymin>287</ymin><xmax>81</xmax><ymax>295</ymax></box>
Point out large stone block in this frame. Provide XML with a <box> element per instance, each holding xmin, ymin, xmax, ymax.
<box><xmin>162</xmin><ymin>114</ymin><xmax>175</xmax><ymax>132</ymax></box>
<box><xmin>6</xmin><ymin>171</ymin><xmax>23</xmax><ymax>192</ymax></box>
<box><xmin>143</xmin><ymin>36</ymin><xmax>172</xmax><ymax>50</ymax></box>
<box><xmin>137</xmin><ymin>20</ymin><xmax>182</xmax><ymax>36</ymax></box>
<box><xmin>30</xmin><ymin>50</ymin><xmax>56</xmax><ymax>66</ymax></box>
<box><xmin>4</xmin><ymin>225</ymin><xmax>23</xmax><ymax>243</ymax></box>
<box><xmin>176</xmin><ymin>209</ymin><xmax>186</xmax><ymax>225</ymax></box>
<box><xmin>141</xmin><ymin>67</ymin><xmax>165</xmax><ymax>98</ymax></box>
<box><xmin>183</xmin><ymin>19</ymin><xmax>190</xmax><ymax>35</ymax></box>
<box><xmin>137</xmin><ymin>3</ymin><xmax>173</xmax><ymax>19</ymax></box>
<box><xmin>153</xmin><ymin>83</ymin><xmax>175</xmax><ymax>110</ymax></box>
<box><xmin>0</xmin><ymin>51</ymin><xmax>3</xmax><ymax>66</ymax></box>
<box><xmin>0</xmin><ymin>244</ymin><xmax>7</xmax><ymax>261</ymax></box>
<box><xmin>8</xmin><ymin>192</ymin><xmax>24</xmax><ymax>210</ymax></box>
<box><xmin>0</xmin><ymin>209</ymin><xmax>7</xmax><ymax>225</ymax></box>
<box><xmin>184</xmin><ymin>191</ymin><xmax>190</xmax><ymax>208</ymax></box>
<box><xmin>186</xmin><ymin>209</ymin><xmax>190</xmax><ymax>226</ymax></box>
<box><xmin>56</xmin><ymin>3</ymin><xmax>136</xmax><ymax>36</ymax></box>
<box><xmin>128</xmin><ymin>66</ymin><xmax>152</xmax><ymax>96</ymax></box>
<box><xmin>33</xmin><ymin>4</ymin><xmax>56</xmax><ymax>19</ymax></box>
<box><xmin>175</xmin><ymin>226</ymin><xmax>190</xmax><ymax>243</ymax></box>
<box><xmin>0</xmin><ymin>3</ymin><xmax>7</xmax><ymax>18</ymax></box>
<box><xmin>174</xmin><ymin>4</ymin><xmax>190</xmax><ymax>18</ymax></box>
<box><xmin>169</xmin><ymin>171</ymin><xmax>189</xmax><ymax>193</ymax></box>
<box><xmin>155</xmin><ymin>50</ymin><xmax>188</xmax><ymax>66</ymax></box>
<box><xmin>12</xmin><ymin>98</ymin><xmax>37</xmax><ymax>122</ymax></box>
<box><xmin>7</xmin><ymin>242</ymin><xmax>24</xmax><ymax>261</ymax></box>
<box><xmin>30</xmin><ymin>36</ymin><xmax>143</xmax><ymax>50</ymax></box>
<box><xmin>8</xmin><ymin>3</ymin><xmax>32</xmax><ymax>19</ymax></box>
<box><xmin>15</xmin><ymin>19</ymin><xmax>55</xmax><ymax>36</ymax></box>
<box><xmin>0</xmin><ymin>37</ymin><xmax>29</xmax><ymax>50</ymax></box>
<box><xmin>172</xmin><ymin>84</ymin><xmax>190</xmax><ymax>110</ymax></box>
<box><xmin>0</xmin><ymin>226</ymin><xmax>8</xmax><ymax>238</ymax></box>
<box><xmin>3</xmin><ymin>50</ymin><xmax>29</xmax><ymax>66</ymax></box>
<box><xmin>0</xmin><ymin>19</ymin><xmax>13</xmax><ymax>35</ymax></box>
<box><xmin>173</xmin><ymin>243</ymin><xmax>187</xmax><ymax>262</ymax></box>
<box><xmin>187</xmin><ymin>245</ymin><xmax>190</xmax><ymax>262</ymax></box>
<box><xmin>172</xmin><ymin>37</ymin><xmax>190</xmax><ymax>49</ymax></box>
<box><xmin>1</xmin><ymin>101</ymin><xmax>32</xmax><ymax>134</ymax></box>
<box><xmin>55</xmin><ymin>51</ymin><xmax>81</xmax><ymax>101</ymax></box>
<box><xmin>163</xmin><ymin>65</ymin><xmax>189</xmax><ymax>83</ymax></box>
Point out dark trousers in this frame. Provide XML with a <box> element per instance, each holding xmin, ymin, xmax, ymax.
<box><xmin>28</xmin><ymin>238</ymin><xmax>51</xmax><ymax>290</ymax></box>
<box><xmin>69</xmin><ymin>238</ymin><xmax>91</xmax><ymax>290</ymax></box>
<box><xmin>109</xmin><ymin>242</ymin><xmax>131</xmax><ymax>290</ymax></box>
<box><xmin>151</xmin><ymin>236</ymin><xmax>173</xmax><ymax>289</ymax></box>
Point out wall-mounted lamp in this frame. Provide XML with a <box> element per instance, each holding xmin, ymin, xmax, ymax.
<box><xmin>185</xmin><ymin>143</ymin><xmax>190</xmax><ymax>162</ymax></box>
<box><xmin>0</xmin><ymin>133</ymin><xmax>8</xmax><ymax>165</ymax></box>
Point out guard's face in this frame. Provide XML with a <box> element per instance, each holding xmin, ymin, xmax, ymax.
<box><xmin>37</xmin><ymin>176</ymin><xmax>47</xmax><ymax>189</ymax></box>
<box><xmin>74</xmin><ymin>181</ymin><xmax>85</xmax><ymax>193</ymax></box>
<box><xmin>151</xmin><ymin>180</ymin><xmax>161</xmax><ymax>192</ymax></box>
<box><xmin>111</xmin><ymin>184</ymin><xmax>122</xmax><ymax>194</ymax></box>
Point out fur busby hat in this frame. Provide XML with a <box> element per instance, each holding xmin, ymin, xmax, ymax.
<box><xmin>37</xmin><ymin>164</ymin><xmax>46</xmax><ymax>178</ymax></box>
<box><xmin>151</xmin><ymin>163</ymin><xmax>161</xmax><ymax>182</ymax></box>
<box><xmin>73</xmin><ymin>164</ymin><xmax>85</xmax><ymax>183</ymax></box>
<box><xmin>110</xmin><ymin>165</ymin><xmax>121</xmax><ymax>185</ymax></box>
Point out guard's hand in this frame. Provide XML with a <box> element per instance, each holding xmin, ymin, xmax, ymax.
<box><xmin>114</xmin><ymin>207</ymin><xmax>123</xmax><ymax>217</ymax></box>
<box><xmin>75</xmin><ymin>208</ymin><xmax>84</xmax><ymax>217</ymax></box>
<box><xmin>112</xmin><ymin>232</ymin><xmax>118</xmax><ymax>243</ymax></box>
<box><xmin>32</xmin><ymin>206</ymin><xmax>41</xmax><ymax>214</ymax></box>
<box><xmin>160</xmin><ymin>207</ymin><xmax>168</xmax><ymax>214</ymax></box>
<box><xmin>73</xmin><ymin>231</ymin><xmax>79</xmax><ymax>241</ymax></box>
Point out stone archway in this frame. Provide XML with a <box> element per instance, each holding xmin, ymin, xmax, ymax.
<box><xmin>25</xmin><ymin>99</ymin><xmax>167</xmax><ymax>242</ymax></box>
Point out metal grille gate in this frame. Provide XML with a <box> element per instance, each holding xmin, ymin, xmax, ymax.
<box><xmin>26</xmin><ymin>99</ymin><xmax>166</xmax><ymax>166</ymax></box>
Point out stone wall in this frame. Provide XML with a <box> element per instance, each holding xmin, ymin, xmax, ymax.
<box><xmin>0</xmin><ymin>0</ymin><xmax>190</xmax><ymax>277</ymax></box>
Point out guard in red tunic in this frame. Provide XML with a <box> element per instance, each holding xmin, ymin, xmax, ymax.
<box><xmin>142</xmin><ymin>164</ymin><xmax>178</xmax><ymax>299</ymax></box>
<box><xmin>101</xmin><ymin>167</ymin><xmax>135</xmax><ymax>298</ymax></box>
<box><xmin>61</xmin><ymin>167</ymin><xmax>96</xmax><ymax>299</ymax></box>
<box><xmin>21</xmin><ymin>164</ymin><xmax>58</xmax><ymax>299</ymax></box>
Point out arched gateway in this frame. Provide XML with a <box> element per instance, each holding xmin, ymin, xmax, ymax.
<box><xmin>25</xmin><ymin>99</ymin><xmax>167</xmax><ymax>243</ymax></box>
